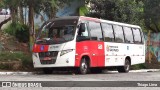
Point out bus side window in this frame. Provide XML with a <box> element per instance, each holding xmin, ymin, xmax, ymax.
<box><xmin>102</xmin><ymin>23</ymin><xmax>114</xmax><ymax>42</ymax></box>
<box><xmin>88</xmin><ymin>22</ymin><xmax>103</xmax><ymax>41</ymax></box>
<box><xmin>132</xmin><ymin>28</ymin><xmax>142</xmax><ymax>44</ymax></box>
<box><xmin>113</xmin><ymin>25</ymin><xmax>125</xmax><ymax>43</ymax></box>
<box><xmin>123</xmin><ymin>27</ymin><xmax>134</xmax><ymax>43</ymax></box>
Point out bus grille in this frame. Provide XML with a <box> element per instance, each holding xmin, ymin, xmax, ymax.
<box><xmin>39</xmin><ymin>51</ymin><xmax>58</xmax><ymax>64</ymax></box>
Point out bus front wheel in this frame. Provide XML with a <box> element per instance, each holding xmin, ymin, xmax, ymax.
<box><xmin>79</xmin><ymin>57</ymin><xmax>90</xmax><ymax>74</ymax></box>
<box><xmin>117</xmin><ymin>59</ymin><xmax>130</xmax><ymax>73</ymax></box>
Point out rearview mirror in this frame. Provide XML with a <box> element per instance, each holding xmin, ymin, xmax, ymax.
<box><xmin>79</xmin><ymin>23</ymin><xmax>85</xmax><ymax>32</ymax></box>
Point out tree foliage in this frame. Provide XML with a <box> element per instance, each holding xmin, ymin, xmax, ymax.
<box><xmin>143</xmin><ymin>0</ymin><xmax>160</xmax><ymax>32</ymax></box>
<box><xmin>88</xmin><ymin>0</ymin><xmax>160</xmax><ymax>33</ymax></box>
<box><xmin>0</xmin><ymin>0</ymin><xmax>73</xmax><ymax>25</ymax></box>
<box><xmin>0</xmin><ymin>0</ymin><xmax>74</xmax><ymax>49</ymax></box>
<box><xmin>1</xmin><ymin>0</ymin><xmax>160</xmax><ymax>47</ymax></box>
<box><xmin>88</xmin><ymin>0</ymin><xmax>144</xmax><ymax>25</ymax></box>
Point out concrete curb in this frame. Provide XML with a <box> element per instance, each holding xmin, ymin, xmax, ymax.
<box><xmin>106</xmin><ymin>69</ymin><xmax>160</xmax><ymax>73</ymax></box>
<box><xmin>0</xmin><ymin>69</ymin><xmax>159</xmax><ymax>75</ymax></box>
<box><xmin>0</xmin><ymin>72</ymin><xmax>34</xmax><ymax>75</ymax></box>
<box><xmin>130</xmin><ymin>69</ymin><xmax>160</xmax><ymax>73</ymax></box>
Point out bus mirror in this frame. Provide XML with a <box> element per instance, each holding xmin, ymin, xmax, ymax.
<box><xmin>79</xmin><ymin>23</ymin><xmax>85</xmax><ymax>32</ymax></box>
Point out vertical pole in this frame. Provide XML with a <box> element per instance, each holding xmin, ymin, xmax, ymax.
<box><xmin>148</xmin><ymin>30</ymin><xmax>151</xmax><ymax>63</ymax></box>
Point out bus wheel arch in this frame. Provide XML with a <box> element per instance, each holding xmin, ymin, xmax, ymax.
<box><xmin>117</xmin><ymin>56</ymin><xmax>131</xmax><ymax>73</ymax></box>
<box><xmin>125</xmin><ymin>56</ymin><xmax>131</xmax><ymax>65</ymax></box>
<box><xmin>78</xmin><ymin>55</ymin><xmax>91</xmax><ymax>74</ymax></box>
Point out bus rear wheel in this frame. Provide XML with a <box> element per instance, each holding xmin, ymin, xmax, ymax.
<box><xmin>79</xmin><ymin>57</ymin><xmax>90</xmax><ymax>74</ymax></box>
<box><xmin>117</xmin><ymin>59</ymin><xmax>130</xmax><ymax>73</ymax></box>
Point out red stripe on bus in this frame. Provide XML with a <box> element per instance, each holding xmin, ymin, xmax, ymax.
<box><xmin>80</xmin><ymin>17</ymin><xmax>100</xmax><ymax>22</ymax></box>
<box><xmin>32</xmin><ymin>44</ymin><xmax>49</xmax><ymax>52</ymax></box>
<box><xmin>75</xmin><ymin>41</ymin><xmax>105</xmax><ymax>67</ymax></box>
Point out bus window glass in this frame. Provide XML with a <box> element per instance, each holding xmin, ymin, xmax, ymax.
<box><xmin>81</xmin><ymin>24</ymin><xmax>89</xmax><ymax>37</ymax></box>
<box><xmin>37</xmin><ymin>20</ymin><xmax>77</xmax><ymax>44</ymax></box>
<box><xmin>77</xmin><ymin>23</ymin><xmax>90</xmax><ymax>41</ymax></box>
<box><xmin>113</xmin><ymin>25</ymin><xmax>124</xmax><ymax>43</ymax></box>
<box><xmin>132</xmin><ymin>28</ymin><xmax>142</xmax><ymax>44</ymax></box>
<box><xmin>88</xmin><ymin>22</ymin><xmax>103</xmax><ymax>41</ymax></box>
<box><xmin>102</xmin><ymin>23</ymin><xmax>114</xmax><ymax>42</ymax></box>
<box><xmin>123</xmin><ymin>27</ymin><xmax>134</xmax><ymax>43</ymax></box>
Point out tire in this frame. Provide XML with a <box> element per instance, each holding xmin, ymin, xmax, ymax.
<box><xmin>79</xmin><ymin>57</ymin><xmax>90</xmax><ymax>74</ymax></box>
<box><xmin>43</xmin><ymin>68</ymin><xmax>53</xmax><ymax>74</ymax></box>
<box><xmin>117</xmin><ymin>59</ymin><xmax>130</xmax><ymax>73</ymax></box>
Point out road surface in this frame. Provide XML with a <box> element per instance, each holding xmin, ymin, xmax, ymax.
<box><xmin>0</xmin><ymin>71</ymin><xmax>160</xmax><ymax>90</ymax></box>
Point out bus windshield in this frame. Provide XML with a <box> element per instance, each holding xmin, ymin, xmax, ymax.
<box><xmin>37</xmin><ymin>20</ymin><xmax>78</xmax><ymax>44</ymax></box>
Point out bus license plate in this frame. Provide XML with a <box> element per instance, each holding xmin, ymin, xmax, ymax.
<box><xmin>43</xmin><ymin>57</ymin><xmax>52</xmax><ymax>61</ymax></box>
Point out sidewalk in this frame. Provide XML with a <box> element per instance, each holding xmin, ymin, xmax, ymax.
<box><xmin>0</xmin><ymin>69</ymin><xmax>159</xmax><ymax>75</ymax></box>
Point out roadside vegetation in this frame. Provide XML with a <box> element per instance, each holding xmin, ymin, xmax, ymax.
<box><xmin>0</xmin><ymin>0</ymin><xmax>160</xmax><ymax>71</ymax></box>
<box><xmin>4</xmin><ymin>22</ymin><xmax>29</xmax><ymax>43</ymax></box>
<box><xmin>0</xmin><ymin>51</ymin><xmax>33</xmax><ymax>71</ymax></box>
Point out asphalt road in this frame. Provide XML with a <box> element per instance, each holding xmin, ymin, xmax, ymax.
<box><xmin>0</xmin><ymin>71</ymin><xmax>160</xmax><ymax>90</ymax></box>
<box><xmin>1</xmin><ymin>71</ymin><xmax>160</xmax><ymax>81</ymax></box>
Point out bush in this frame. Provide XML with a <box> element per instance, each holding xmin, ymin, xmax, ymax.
<box><xmin>4</xmin><ymin>22</ymin><xmax>17</xmax><ymax>36</ymax></box>
<box><xmin>4</xmin><ymin>22</ymin><xmax>29</xmax><ymax>43</ymax></box>
<box><xmin>0</xmin><ymin>51</ymin><xmax>23</xmax><ymax>61</ymax></box>
<box><xmin>131</xmin><ymin>64</ymin><xmax>147</xmax><ymax>70</ymax></box>
<box><xmin>0</xmin><ymin>51</ymin><xmax>33</xmax><ymax>70</ymax></box>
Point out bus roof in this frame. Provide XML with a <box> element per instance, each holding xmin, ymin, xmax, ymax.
<box><xmin>100</xmin><ymin>19</ymin><xmax>140</xmax><ymax>28</ymax></box>
<box><xmin>54</xmin><ymin>16</ymin><xmax>79</xmax><ymax>21</ymax></box>
<box><xmin>54</xmin><ymin>16</ymin><xmax>141</xmax><ymax>28</ymax></box>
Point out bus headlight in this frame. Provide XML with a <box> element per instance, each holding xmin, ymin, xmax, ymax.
<box><xmin>60</xmin><ymin>49</ymin><xmax>73</xmax><ymax>56</ymax></box>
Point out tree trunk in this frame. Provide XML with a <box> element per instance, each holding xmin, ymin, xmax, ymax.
<box><xmin>49</xmin><ymin>7</ymin><xmax>56</xmax><ymax>19</ymax></box>
<box><xmin>148</xmin><ymin>30</ymin><xmax>151</xmax><ymax>63</ymax></box>
<box><xmin>28</xmin><ymin>0</ymin><xmax>35</xmax><ymax>51</ymax></box>
<box><xmin>10</xmin><ymin>7</ymin><xmax>17</xmax><ymax>23</ymax></box>
<box><xmin>19</xmin><ymin>6</ymin><xmax>24</xmax><ymax>24</ymax></box>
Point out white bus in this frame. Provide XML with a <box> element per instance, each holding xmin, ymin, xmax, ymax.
<box><xmin>32</xmin><ymin>16</ymin><xmax>145</xmax><ymax>74</ymax></box>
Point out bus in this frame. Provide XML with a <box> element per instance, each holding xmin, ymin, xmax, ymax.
<box><xmin>32</xmin><ymin>16</ymin><xmax>145</xmax><ymax>74</ymax></box>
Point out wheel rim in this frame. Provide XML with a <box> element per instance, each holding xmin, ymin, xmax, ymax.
<box><xmin>125</xmin><ymin>60</ymin><xmax>130</xmax><ymax>71</ymax></box>
<box><xmin>81</xmin><ymin>59</ymin><xmax>88</xmax><ymax>72</ymax></box>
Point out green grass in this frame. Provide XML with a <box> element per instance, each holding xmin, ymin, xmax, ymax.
<box><xmin>131</xmin><ymin>63</ymin><xmax>147</xmax><ymax>70</ymax></box>
<box><xmin>0</xmin><ymin>51</ymin><xmax>33</xmax><ymax>70</ymax></box>
<box><xmin>0</xmin><ymin>51</ymin><xmax>23</xmax><ymax>61</ymax></box>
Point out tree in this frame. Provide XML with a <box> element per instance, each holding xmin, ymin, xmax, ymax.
<box><xmin>0</xmin><ymin>0</ymin><xmax>4</xmax><ymax>8</ymax></box>
<box><xmin>1</xmin><ymin>0</ymin><xmax>81</xmax><ymax>50</ymax></box>
<box><xmin>2</xmin><ymin>0</ymin><xmax>20</xmax><ymax>23</ymax></box>
<box><xmin>143</xmin><ymin>0</ymin><xmax>160</xmax><ymax>32</ymax></box>
<box><xmin>87</xmin><ymin>0</ymin><xmax>144</xmax><ymax>26</ymax></box>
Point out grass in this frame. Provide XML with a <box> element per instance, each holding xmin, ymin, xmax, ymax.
<box><xmin>0</xmin><ymin>51</ymin><xmax>23</xmax><ymax>61</ymax></box>
<box><xmin>131</xmin><ymin>63</ymin><xmax>147</xmax><ymax>70</ymax></box>
<box><xmin>0</xmin><ymin>51</ymin><xmax>33</xmax><ymax>70</ymax></box>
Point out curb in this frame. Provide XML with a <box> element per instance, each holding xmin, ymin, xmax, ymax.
<box><xmin>130</xmin><ymin>69</ymin><xmax>160</xmax><ymax>73</ymax></box>
<box><xmin>0</xmin><ymin>69</ymin><xmax>159</xmax><ymax>75</ymax></box>
<box><xmin>0</xmin><ymin>72</ymin><xmax>34</xmax><ymax>75</ymax></box>
<box><xmin>106</xmin><ymin>69</ymin><xmax>160</xmax><ymax>73</ymax></box>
